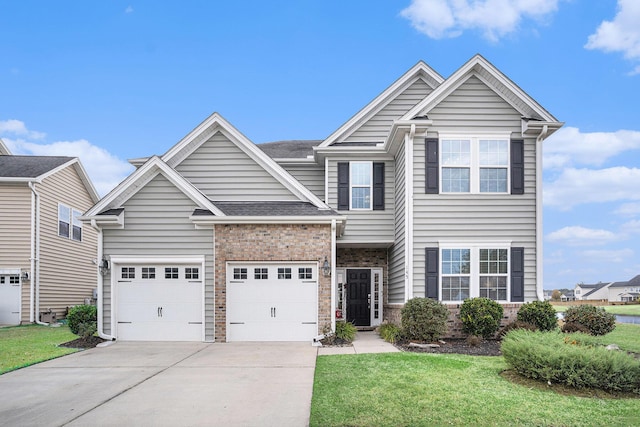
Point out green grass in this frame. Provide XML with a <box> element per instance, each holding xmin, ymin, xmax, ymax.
<box><xmin>311</xmin><ymin>324</ymin><xmax>640</xmax><ymax>427</ymax></box>
<box><xmin>553</xmin><ymin>303</ymin><xmax>640</xmax><ymax>315</ymax></box>
<box><xmin>0</xmin><ymin>325</ymin><xmax>79</xmax><ymax>374</ymax></box>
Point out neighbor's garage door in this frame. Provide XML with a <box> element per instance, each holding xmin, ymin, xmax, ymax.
<box><xmin>0</xmin><ymin>273</ymin><xmax>20</xmax><ymax>325</ymax></box>
<box><xmin>116</xmin><ymin>264</ymin><xmax>202</xmax><ymax>341</ymax></box>
<box><xmin>226</xmin><ymin>263</ymin><xmax>318</xmax><ymax>341</ymax></box>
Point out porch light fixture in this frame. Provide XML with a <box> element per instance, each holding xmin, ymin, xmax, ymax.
<box><xmin>99</xmin><ymin>257</ymin><xmax>110</xmax><ymax>276</ymax></box>
<box><xmin>322</xmin><ymin>256</ymin><xmax>331</xmax><ymax>277</ymax></box>
<box><xmin>21</xmin><ymin>271</ymin><xmax>29</xmax><ymax>281</ymax></box>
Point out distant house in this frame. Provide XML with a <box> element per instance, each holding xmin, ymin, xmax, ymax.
<box><xmin>0</xmin><ymin>140</ymin><xmax>99</xmax><ymax>325</ymax></box>
<box><xmin>561</xmin><ymin>290</ymin><xmax>575</xmax><ymax>301</ymax></box>
<box><xmin>542</xmin><ymin>290</ymin><xmax>553</xmax><ymax>301</ymax></box>
<box><xmin>608</xmin><ymin>275</ymin><xmax>640</xmax><ymax>303</ymax></box>
<box><xmin>574</xmin><ymin>282</ymin><xmax>611</xmax><ymax>301</ymax></box>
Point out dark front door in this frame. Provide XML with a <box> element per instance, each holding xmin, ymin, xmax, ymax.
<box><xmin>346</xmin><ymin>269</ymin><xmax>371</xmax><ymax>326</ymax></box>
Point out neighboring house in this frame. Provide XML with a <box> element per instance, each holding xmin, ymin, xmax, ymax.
<box><xmin>542</xmin><ymin>290</ymin><xmax>553</xmax><ymax>301</ymax></box>
<box><xmin>561</xmin><ymin>290</ymin><xmax>575</xmax><ymax>302</ymax></box>
<box><xmin>82</xmin><ymin>54</ymin><xmax>563</xmax><ymax>342</ymax></box>
<box><xmin>574</xmin><ymin>282</ymin><xmax>612</xmax><ymax>301</ymax></box>
<box><xmin>608</xmin><ymin>275</ymin><xmax>640</xmax><ymax>302</ymax></box>
<box><xmin>0</xmin><ymin>142</ymin><xmax>99</xmax><ymax>325</ymax></box>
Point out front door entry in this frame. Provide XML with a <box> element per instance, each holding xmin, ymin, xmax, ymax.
<box><xmin>346</xmin><ymin>269</ymin><xmax>371</xmax><ymax>326</ymax></box>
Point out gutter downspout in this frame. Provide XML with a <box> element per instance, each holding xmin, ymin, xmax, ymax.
<box><xmin>28</xmin><ymin>182</ymin><xmax>36</xmax><ymax>323</ymax></box>
<box><xmin>404</xmin><ymin>124</ymin><xmax>416</xmax><ymax>301</ymax></box>
<box><xmin>91</xmin><ymin>220</ymin><xmax>114</xmax><ymax>340</ymax></box>
<box><xmin>535</xmin><ymin>125</ymin><xmax>549</xmax><ymax>301</ymax></box>
<box><xmin>330</xmin><ymin>219</ymin><xmax>337</xmax><ymax>332</ymax></box>
<box><xmin>28</xmin><ymin>182</ymin><xmax>47</xmax><ymax>325</ymax></box>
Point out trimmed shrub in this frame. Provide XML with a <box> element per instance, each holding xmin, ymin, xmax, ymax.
<box><xmin>459</xmin><ymin>297</ymin><xmax>503</xmax><ymax>339</ymax></box>
<box><xmin>401</xmin><ymin>297</ymin><xmax>449</xmax><ymax>342</ymax></box>
<box><xmin>502</xmin><ymin>329</ymin><xmax>640</xmax><ymax>394</ymax></box>
<box><xmin>67</xmin><ymin>304</ymin><xmax>97</xmax><ymax>338</ymax></box>
<box><xmin>561</xmin><ymin>321</ymin><xmax>590</xmax><ymax>334</ymax></box>
<box><xmin>498</xmin><ymin>320</ymin><xmax>538</xmax><ymax>339</ymax></box>
<box><xmin>335</xmin><ymin>321</ymin><xmax>357</xmax><ymax>342</ymax></box>
<box><xmin>517</xmin><ymin>300</ymin><xmax>558</xmax><ymax>331</ymax></box>
<box><xmin>563</xmin><ymin>305</ymin><xmax>616</xmax><ymax>336</ymax></box>
<box><xmin>378</xmin><ymin>322</ymin><xmax>402</xmax><ymax>343</ymax></box>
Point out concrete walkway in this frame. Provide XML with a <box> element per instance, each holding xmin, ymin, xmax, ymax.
<box><xmin>317</xmin><ymin>330</ymin><xmax>400</xmax><ymax>355</ymax></box>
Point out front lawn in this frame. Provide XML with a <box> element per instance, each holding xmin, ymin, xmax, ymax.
<box><xmin>0</xmin><ymin>325</ymin><xmax>79</xmax><ymax>374</ymax></box>
<box><xmin>310</xmin><ymin>324</ymin><xmax>640</xmax><ymax>427</ymax></box>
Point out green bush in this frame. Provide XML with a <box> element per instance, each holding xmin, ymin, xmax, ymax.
<box><xmin>335</xmin><ymin>321</ymin><xmax>357</xmax><ymax>342</ymax></box>
<box><xmin>502</xmin><ymin>329</ymin><xmax>640</xmax><ymax>394</ymax></box>
<box><xmin>563</xmin><ymin>305</ymin><xmax>616</xmax><ymax>336</ymax></box>
<box><xmin>459</xmin><ymin>297</ymin><xmax>503</xmax><ymax>339</ymax></box>
<box><xmin>401</xmin><ymin>297</ymin><xmax>449</xmax><ymax>342</ymax></box>
<box><xmin>498</xmin><ymin>320</ymin><xmax>538</xmax><ymax>339</ymax></box>
<box><xmin>516</xmin><ymin>300</ymin><xmax>558</xmax><ymax>331</ymax></box>
<box><xmin>378</xmin><ymin>322</ymin><xmax>402</xmax><ymax>343</ymax></box>
<box><xmin>67</xmin><ymin>305</ymin><xmax>97</xmax><ymax>338</ymax></box>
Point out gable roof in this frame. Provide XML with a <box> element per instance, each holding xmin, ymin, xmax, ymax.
<box><xmin>583</xmin><ymin>282</ymin><xmax>612</xmax><ymax>297</ymax></box>
<box><xmin>403</xmin><ymin>54</ymin><xmax>560</xmax><ymax>126</ymax></box>
<box><xmin>609</xmin><ymin>274</ymin><xmax>640</xmax><ymax>288</ymax></box>
<box><xmin>319</xmin><ymin>61</ymin><xmax>444</xmax><ymax>148</ymax></box>
<box><xmin>0</xmin><ymin>138</ymin><xmax>10</xmax><ymax>155</ymax></box>
<box><xmin>84</xmin><ymin>156</ymin><xmax>225</xmax><ymax>218</ymax></box>
<box><xmin>161</xmin><ymin>113</ymin><xmax>328</xmax><ymax>208</ymax></box>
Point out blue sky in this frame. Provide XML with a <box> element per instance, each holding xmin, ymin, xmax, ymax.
<box><xmin>1</xmin><ymin>1</ymin><xmax>639</xmax><ymax>290</ymax></box>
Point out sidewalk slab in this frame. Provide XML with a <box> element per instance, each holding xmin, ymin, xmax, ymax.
<box><xmin>317</xmin><ymin>331</ymin><xmax>400</xmax><ymax>356</ymax></box>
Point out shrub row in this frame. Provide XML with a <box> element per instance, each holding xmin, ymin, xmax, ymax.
<box><xmin>501</xmin><ymin>329</ymin><xmax>640</xmax><ymax>394</ymax></box>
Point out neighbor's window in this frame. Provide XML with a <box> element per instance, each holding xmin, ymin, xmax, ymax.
<box><xmin>278</xmin><ymin>268</ymin><xmax>291</xmax><ymax>279</ymax></box>
<box><xmin>350</xmin><ymin>162</ymin><xmax>372</xmax><ymax>209</ymax></box>
<box><xmin>254</xmin><ymin>268</ymin><xmax>268</xmax><ymax>280</ymax></box>
<box><xmin>58</xmin><ymin>204</ymin><xmax>82</xmax><ymax>241</ymax></box>
<box><xmin>165</xmin><ymin>267</ymin><xmax>179</xmax><ymax>279</ymax></box>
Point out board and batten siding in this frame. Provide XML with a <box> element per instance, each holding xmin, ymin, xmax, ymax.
<box><xmin>411</xmin><ymin>74</ymin><xmax>538</xmax><ymax>301</ymax></box>
<box><xmin>280</xmin><ymin>163</ymin><xmax>325</xmax><ymax>200</ymax></box>
<box><xmin>175</xmin><ymin>131</ymin><xmax>298</xmax><ymax>201</ymax></box>
<box><xmin>0</xmin><ymin>184</ymin><xmax>31</xmax><ymax>321</ymax></box>
<box><xmin>344</xmin><ymin>78</ymin><xmax>434</xmax><ymax>143</ymax></box>
<box><xmin>327</xmin><ymin>159</ymin><xmax>395</xmax><ymax>245</ymax></box>
<box><xmin>102</xmin><ymin>174</ymin><xmax>215</xmax><ymax>341</ymax></box>
<box><xmin>388</xmin><ymin>140</ymin><xmax>406</xmax><ymax>304</ymax></box>
<box><xmin>35</xmin><ymin>165</ymin><xmax>98</xmax><ymax>322</ymax></box>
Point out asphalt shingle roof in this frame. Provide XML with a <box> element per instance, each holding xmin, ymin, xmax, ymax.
<box><xmin>257</xmin><ymin>141</ymin><xmax>321</xmax><ymax>159</ymax></box>
<box><xmin>0</xmin><ymin>156</ymin><xmax>74</xmax><ymax>178</ymax></box>
<box><xmin>194</xmin><ymin>201</ymin><xmax>339</xmax><ymax>217</ymax></box>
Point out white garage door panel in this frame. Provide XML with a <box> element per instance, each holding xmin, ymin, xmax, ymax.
<box><xmin>0</xmin><ymin>274</ymin><xmax>20</xmax><ymax>325</ymax></box>
<box><xmin>116</xmin><ymin>266</ymin><xmax>202</xmax><ymax>342</ymax></box>
<box><xmin>227</xmin><ymin>263</ymin><xmax>318</xmax><ymax>342</ymax></box>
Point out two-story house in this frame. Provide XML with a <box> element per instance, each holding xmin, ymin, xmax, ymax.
<box><xmin>82</xmin><ymin>55</ymin><xmax>562</xmax><ymax>342</ymax></box>
<box><xmin>0</xmin><ymin>139</ymin><xmax>99</xmax><ymax>325</ymax></box>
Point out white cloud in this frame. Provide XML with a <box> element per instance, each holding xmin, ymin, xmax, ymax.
<box><xmin>585</xmin><ymin>0</ymin><xmax>640</xmax><ymax>74</ymax></box>
<box><xmin>580</xmin><ymin>248</ymin><xmax>634</xmax><ymax>264</ymax></box>
<box><xmin>400</xmin><ymin>0</ymin><xmax>561</xmax><ymax>42</ymax></box>
<box><xmin>125</xmin><ymin>6</ymin><xmax>134</xmax><ymax>14</ymax></box>
<box><xmin>544</xmin><ymin>166</ymin><xmax>640</xmax><ymax>210</ymax></box>
<box><xmin>1</xmin><ymin>121</ymin><xmax>133</xmax><ymax>196</ymax></box>
<box><xmin>621</xmin><ymin>219</ymin><xmax>640</xmax><ymax>236</ymax></box>
<box><xmin>544</xmin><ymin>127</ymin><xmax>640</xmax><ymax>170</ymax></box>
<box><xmin>614</xmin><ymin>202</ymin><xmax>640</xmax><ymax>217</ymax></box>
<box><xmin>547</xmin><ymin>226</ymin><xmax>619</xmax><ymax>246</ymax></box>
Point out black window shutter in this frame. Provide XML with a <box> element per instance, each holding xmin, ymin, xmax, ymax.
<box><xmin>425</xmin><ymin>138</ymin><xmax>439</xmax><ymax>194</ymax></box>
<box><xmin>337</xmin><ymin>162</ymin><xmax>349</xmax><ymax>210</ymax></box>
<box><xmin>510</xmin><ymin>247</ymin><xmax>525</xmax><ymax>302</ymax></box>
<box><xmin>511</xmin><ymin>139</ymin><xmax>524</xmax><ymax>195</ymax></box>
<box><xmin>425</xmin><ymin>247</ymin><xmax>439</xmax><ymax>299</ymax></box>
<box><xmin>373</xmin><ymin>162</ymin><xmax>385</xmax><ymax>210</ymax></box>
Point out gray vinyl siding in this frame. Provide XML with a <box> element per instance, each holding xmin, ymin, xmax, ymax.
<box><xmin>0</xmin><ymin>184</ymin><xmax>31</xmax><ymax>322</ymax></box>
<box><xmin>328</xmin><ymin>160</ymin><xmax>395</xmax><ymax>244</ymax></box>
<box><xmin>388</xmin><ymin>141</ymin><xmax>406</xmax><ymax>304</ymax></box>
<box><xmin>279</xmin><ymin>163</ymin><xmax>325</xmax><ymax>200</ymax></box>
<box><xmin>34</xmin><ymin>166</ymin><xmax>98</xmax><ymax>322</ymax></box>
<box><xmin>175</xmin><ymin>131</ymin><xmax>298</xmax><ymax>201</ymax></box>
<box><xmin>344</xmin><ymin>78</ymin><xmax>434</xmax><ymax>143</ymax></box>
<box><xmin>412</xmin><ymin>75</ymin><xmax>538</xmax><ymax>301</ymax></box>
<box><xmin>102</xmin><ymin>174</ymin><xmax>215</xmax><ymax>341</ymax></box>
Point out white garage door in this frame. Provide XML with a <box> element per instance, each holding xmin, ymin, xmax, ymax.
<box><xmin>116</xmin><ymin>264</ymin><xmax>202</xmax><ymax>341</ymax></box>
<box><xmin>0</xmin><ymin>272</ymin><xmax>20</xmax><ymax>325</ymax></box>
<box><xmin>226</xmin><ymin>263</ymin><xmax>318</xmax><ymax>342</ymax></box>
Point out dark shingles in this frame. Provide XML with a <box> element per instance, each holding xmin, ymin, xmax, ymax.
<box><xmin>97</xmin><ymin>208</ymin><xmax>124</xmax><ymax>216</ymax></box>
<box><xmin>195</xmin><ymin>201</ymin><xmax>339</xmax><ymax>217</ymax></box>
<box><xmin>0</xmin><ymin>156</ymin><xmax>74</xmax><ymax>178</ymax></box>
<box><xmin>257</xmin><ymin>141</ymin><xmax>321</xmax><ymax>159</ymax></box>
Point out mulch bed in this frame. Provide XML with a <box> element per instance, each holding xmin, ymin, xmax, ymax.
<box><xmin>396</xmin><ymin>338</ymin><xmax>502</xmax><ymax>356</ymax></box>
<box><xmin>59</xmin><ymin>336</ymin><xmax>107</xmax><ymax>349</ymax></box>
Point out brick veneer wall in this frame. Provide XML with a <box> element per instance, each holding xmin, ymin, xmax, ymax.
<box><xmin>214</xmin><ymin>224</ymin><xmax>332</xmax><ymax>342</ymax></box>
<box><xmin>384</xmin><ymin>302</ymin><xmax>522</xmax><ymax>339</ymax></box>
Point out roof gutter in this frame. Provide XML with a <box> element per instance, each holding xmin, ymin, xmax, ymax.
<box><xmin>190</xmin><ymin>215</ymin><xmax>348</xmax><ymax>235</ymax></box>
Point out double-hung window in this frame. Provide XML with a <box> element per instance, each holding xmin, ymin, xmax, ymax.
<box><xmin>58</xmin><ymin>204</ymin><xmax>82</xmax><ymax>241</ymax></box>
<box><xmin>440</xmin><ymin>135</ymin><xmax>509</xmax><ymax>194</ymax></box>
<box><xmin>350</xmin><ymin>162</ymin><xmax>372</xmax><ymax>210</ymax></box>
<box><xmin>337</xmin><ymin>161</ymin><xmax>385</xmax><ymax>211</ymax></box>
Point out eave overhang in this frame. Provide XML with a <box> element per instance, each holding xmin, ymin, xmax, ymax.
<box><xmin>189</xmin><ymin>214</ymin><xmax>347</xmax><ymax>236</ymax></box>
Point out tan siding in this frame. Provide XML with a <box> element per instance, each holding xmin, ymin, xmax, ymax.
<box><xmin>388</xmin><ymin>141</ymin><xmax>406</xmax><ymax>303</ymax></box>
<box><xmin>411</xmin><ymin>75</ymin><xmax>538</xmax><ymax>301</ymax></box>
<box><xmin>35</xmin><ymin>166</ymin><xmax>98</xmax><ymax>321</ymax></box>
<box><xmin>345</xmin><ymin>78</ymin><xmax>433</xmax><ymax>143</ymax></box>
<box><xmin>327</xmin><ymin>160</ymin><xmax>395</xmax><ymax>244</ymax></box>
<box><xmin>175</xmin><ymin>131</ymin><xmax>298</xmax><ymax>201</ymax></box>
<box><xmin>102</xmin><ymin>174</ymin><xmax>215</xmax><ymax>341</ymax></box>
<box><xmin>280</xmin><ymin>163</ymin><xmax>325</xmax><ymax>200</ymax></box>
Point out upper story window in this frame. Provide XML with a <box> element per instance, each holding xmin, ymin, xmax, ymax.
<box><xmin>58</xmin><ymin>204</ymin><xmax>82</xmax><ymax>242</ymax></box>
<box><xmin>441</xmin><ymin>137</ymin><xmax>509</xmax><ymax>194</ymax></box>
<box><xmin>337</xmin><ymin>161</ymin><xmax>385</xmax><ymax>211</ymax></box>
<box><xmin>426</xmin><ymin>135</ymin><xmax>523</xmax><ymax>195</ymax></box>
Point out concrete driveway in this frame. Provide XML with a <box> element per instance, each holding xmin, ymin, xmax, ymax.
<box><xmin>0</xmin><ymin>341</ymin><xmax>317</xmax><ymax>427</ymax></box>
